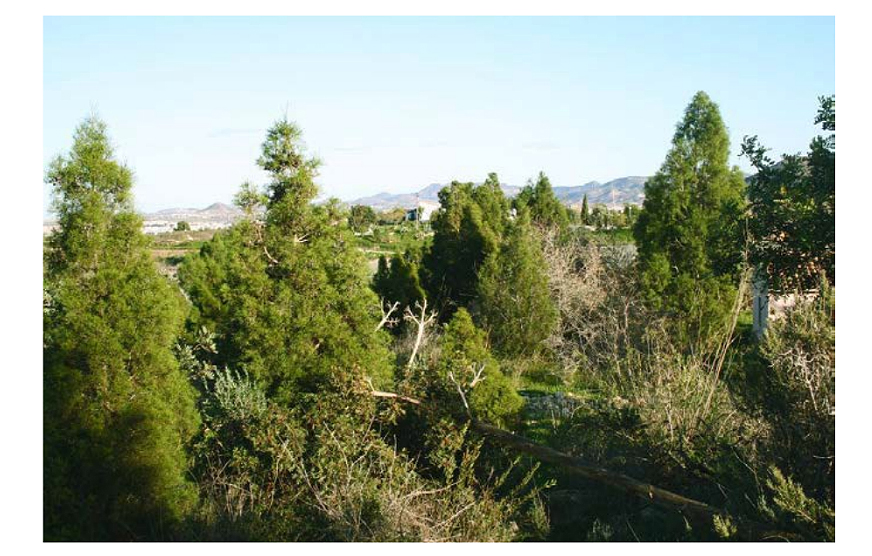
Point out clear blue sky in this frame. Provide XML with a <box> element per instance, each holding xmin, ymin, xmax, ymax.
<box><xmin>44</xmin><ymin>16</ymin><xmax>835</xmax><ymax>214</ymax></box>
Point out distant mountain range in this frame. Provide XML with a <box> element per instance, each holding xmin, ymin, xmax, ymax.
<box><xmin>44</xmin><ymin>178</ymin><xmax>651</xmax><ymax>236</ymax></box>
<box><xmin>350</xmin><ymin>176</ymin><xmax>649</xmax><ymax>210</ymax></box>
<box><xmin>145</xmin><ymin>202</ymin><xmax>243</xmax><ymax>222</ymax></box>
<box><xmin>139</xmin><ymin>202</ymin><xmax>244</xmax><ymax>234</ymax></box>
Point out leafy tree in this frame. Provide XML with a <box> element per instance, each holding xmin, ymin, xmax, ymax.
<box><xmin>349</xmin><ymin>204</ymin><xmax>377</xmax><ymax>232</ymax></box>
<box><xmin>422</xmin><ymin>173</ymin><xmax>509</xmax><ymax>314</ymax></box>
<box><xmin>622</xmin><ymin>204</ymin><xmax>640</xmax><ymax>228</ymax></box>
<box><xmin>175</xmin><ymin>220</ymin><xmax>191</xmax><ymax>232</ymax></box>
<box><xmin>377</xmin><ymin>207</ymin><xmax>408</xmax><ymax>225</ymax></box>
<box><xmin>633</xmin><ymin>92</ymin><xmax>747</xmax><ymax>336</ymax></box>
<box><xmin>43</xmin><ymin>116</ymin><xmax>199</xmax><ymax>540</ymax></box>
<box><xmin>179</xmin><ymin>117</ymin><xmax>393</xmax><ymax>401</ymax></box>
<box><xmin>580</xmin><ymin>194</ymin><xmax>590</xmax><ymax>224</ymax></box>
<box><xmin>740</xmin><ymin>95</ymin><xmax>835</xmax><ymax>290</ymax></box>
<box><xmin>476</xmin><ymin>212</ymin><xmax>558</xmax><ymax>357</ymax></box>
<box><xmin>513</xmin><ymin>171</ymin><xmax>569</xmax><ymax>229</ymax></box>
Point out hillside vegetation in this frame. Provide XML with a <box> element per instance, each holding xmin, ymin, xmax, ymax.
<box><xmin>44</xmin><ymin>92</ymin><xmax>835</xmax><ymax>542</ymax></box>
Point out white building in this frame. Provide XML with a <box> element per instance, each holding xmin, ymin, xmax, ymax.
<box><xmin>405</xmin><ymin>200</ymin><xmax>440</xmax><ymax>222</ymax></box>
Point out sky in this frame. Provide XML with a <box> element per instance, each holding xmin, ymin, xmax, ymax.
<box><xmin>43</xmin><ymin>16</ymin><xmax>835</xmax><ymax>214</ymax></box>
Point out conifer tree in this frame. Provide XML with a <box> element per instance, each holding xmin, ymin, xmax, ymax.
<box><xmin>179</xmin><ymin>117</ymin><xmax>393</xmax><ymax>400</ymax></box>
<box><xmin>633</xmin><ymin>92</ymin><xmax>747</xmax><ymax>335</ymax></box>
<box><xmin>581</xmin><ymin>194</ymin><xmax>590</xmax><ymax>225</ymax></box>
<box><xmin>437</xmin><ymin>309</ymin><xmax>523</xmax><ymax>426</ymax></box>
<box><xmin>43</xmin><ymin>116</ymin><xmax>199</xmax><ymax>540</ymax></box>
<box><xmin>422</xmin><ymin>173</ymin><xmax>509</xmax><ymax>314</ymax></box>
<box><xmin>372</xmin><ymin>248</ymin><xmax>426</xmax><ymax>311</ymax></box>
<box><xmin>513</xmin><ymin>171</ymin><xmax>569</xmax><ymax>229</ymax></box>
<box><xmin>476</xmin><ymin>211</ymin><xmax>558</xmax><ymax>357</ymax></box>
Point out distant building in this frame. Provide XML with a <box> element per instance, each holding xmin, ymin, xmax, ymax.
<box><xmin>405</xmin><ymin>200</ymin><xmax>440</xmax><ymax>222</ymax></box>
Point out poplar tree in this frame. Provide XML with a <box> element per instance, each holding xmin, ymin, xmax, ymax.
<box><xmin>43</xmin><ymin>116</ymin><xmax>199</xmax><ymax>540</ymax></box>
<box><xmin>633</xmin><ymin>92</ymin><xmax>747</xmax><ymax>336</ymax></box>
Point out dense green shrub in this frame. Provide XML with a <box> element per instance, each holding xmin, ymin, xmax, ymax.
<box><xmin>758</xmin><ymin>276</ymin><xmax>835</xmax><ymax>501</ymax></box>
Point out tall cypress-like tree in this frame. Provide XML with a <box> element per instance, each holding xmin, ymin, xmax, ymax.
<box><xmin>179</xmin><ymin>117</ymin><xmax>393</xmax><ymax>400</ymax></box>
<box><xmin>43</xmin><ymin>116</ymin><xmax>199</xmax><ymax>540</ymax></box>
<box><xmin>476</xmin><ymin>211</ymin><xmax>558</xmax><ymax>357</ymax></box>
<box><xmin>421</xmin><ymin>173</ymin><xmax>509</xmax><ymax>315</ymax></box>
<box><xmin>633</xmin><ymin>92</ymin><xmax>747</xmax><ymax>336</ymax></box>
<box><xmin>581</xmin><ymin>194</ymin><xmax>590</xmax><ymax>225</ymax></box>
<box><xmin>513</xmin><ymin>171</ymin><xmax>569</xmax><ymax>229</ymax></box>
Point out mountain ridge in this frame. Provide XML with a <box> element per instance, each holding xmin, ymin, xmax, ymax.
<box><xmin>350</xmin><ymin>176</ymin><xmax>649</xmax><ymax>210</ymax></box>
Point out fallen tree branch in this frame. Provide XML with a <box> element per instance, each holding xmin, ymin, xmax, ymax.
<box><xmin>367</xmin><ymin>388</ymin><xmax>791</xmax><ymax>541</ymax></box>
<box><xmin>370</xmin><ymin>390</ymin><xmax>422</xmax><ymax>405</ymax></box>
<box><xmin>470</xmin><ymin>422</ymin><xmax>791</xmax><ymax>541</ymax></box>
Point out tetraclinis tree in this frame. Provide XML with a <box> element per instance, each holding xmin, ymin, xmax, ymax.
<box><xmin>740</xmin><ymin>95</ymin><xmax>835</xmax><ymax>291</ymax></box>
<box><xmin>476</xmin><ymin>211</ymin><xmax>558</xmax><ymax>358</ymax></box>
<box><xmin>373</xmin><ymin>247</ymin><xmax>426</xmax><ymax>312</ymax></box>
<box><xmin>633</xmin><ymin>92</ymin><xmax>747</xmax><ymax>340</ymax></box>
<box><xmin>422</xmin><ymin>172</ymin><xmax>509</xmax><ymax>316</ymax></box>
<box><xmin>43</xmin><ymin>116</ymin><xmax>199</xmax><ymax>540</ymax></box>
<box><xmin>513</xmin><ymin>171</ymin><xmax>569</xmax><ymax>229</ymax></box>
<box><xmin>179</xmin><ymin>117</ymin><xmax>393</xmax><ymax>401</ymax></box>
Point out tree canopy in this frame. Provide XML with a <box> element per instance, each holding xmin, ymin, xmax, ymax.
<box><xmin>741</xmin><ymin>95</ymin><xmax>835</xmax><ymax>291</ymax></box>
<box><xmin>513</xmin><ymin>171</ymin><xmax>570</xmax><ymax>229</ymax></box>
<box><xmin>179</xmin><ymin>117</ymin><xmax>394</xmax><ymax>400</ymax></box>
<box><xmin>633</xmin><ymin>91</ymin><xmax>747</xmax><ymax>336</ymax></box>
<box><xmin>44</xmin><ymin>116</ymin><xmax>199</xmax><ymax>540</ymax></box>
<box><xmin>421</xmin><ymin>173</ymin><xmax>510</xmax><ymax>314</ymax></box>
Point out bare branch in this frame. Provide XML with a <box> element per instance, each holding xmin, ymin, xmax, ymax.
<box><xmin>447</xmin><ymin>371</ymin><xmax>470</xmax><ymax>415</ymax></box>
<box><xmin>468</xmin><ymin>362</ymin><xmax>487</xmax><ymax>388</ymax></box>
<box><xmin>375</xmin><ymin>299</ymin><xmax>401</xmax><ymax>332</ymax></box>
<box><xmin>403</xmin><ymin>299</ymin><xmax>438</xmax><ymax>370</ymax></box>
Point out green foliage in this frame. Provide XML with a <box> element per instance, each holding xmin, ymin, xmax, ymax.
<box><xmin>741</xmin><ymin>95</ymin><xmax>835</xmax><ymax>290</ymax></box>
<box><xmin>580</xmin><ymin>194</ymin><xmax>590</xmax><ymax>224</ymax></box>
<box><xmin>513</xmin><ymin>171</ymin><xmax>569</xmax><ymax>229</ymax></box>
<box><xmin>377</xmin><ymin>206</ymin><xmax>408</xmax><ymax>225</ymax></box>
<box><xmin>190</xmin><ymin>367</ymin><xmax>536</xmax><ymax>541</ymax></box>
<box><xmin>348</xmin><ymin>204</ymin><xmax>377</xmax><ymax>232</ymax></box>
<box><xmin>372</xmin><ymin>248</ymin><xmax>426</xmax><ymax>310</ymax></box>
<box><xmin>179</xmin><ymin>117</ymin><xmax>393</xmax><ymax>401</ymax></box>
<box><xmin>758</xmin><ymin>276</ymin><xmax>835</xmax><ymax>501</ymax></box>
<box><xmin>175</xmin><ymin>220</ymin><xmax>191</xmax><ymax>232</ymax></box>
<box><xmin>422</xmin><ymin>173</ymin><xmax>510</xmax><ymax>314</ymax></box>
<box><xmin>758</xmin><ymin>467</ymin><xmax>834</xmax><ymax>541</ymax></box>
<box><xmin>43</xmin><ymin>116</ymin><xmax>199</xmax><ymax>540</ymax></box>
<box><xmin>634</xmin><ymin>92</ymin><xmax>747</xmax><ymax>340</ymax></box>
<box><xmin>437</xmin><ymin>309</ymin><xmax>524</xmax><ymax>425</ymax></box>
<box><xmin>477</xmin><ymin>213</ymin><xmax>558</xmax><ymax>357</ymax></box>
